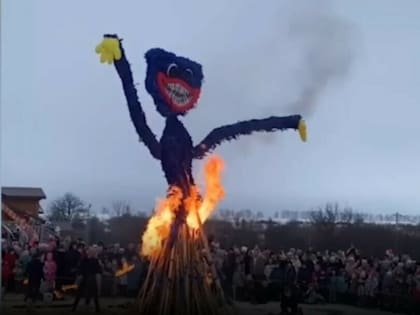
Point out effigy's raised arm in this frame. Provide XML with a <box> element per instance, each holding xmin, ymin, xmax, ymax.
<box><xmin>95</xmin><ymin>34</ymin><xmax>161</xmax><ymax>160</ymax></box>
<box><xmin>193</xmin><ymin>115</ymin><xmax>307</xmax><ymax>159</ymax></box>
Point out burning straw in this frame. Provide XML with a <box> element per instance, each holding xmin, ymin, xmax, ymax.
<box><xmin>138</xmin><ymin>156</ymin><xmax>234</xmax><ymax>315</ymax></box>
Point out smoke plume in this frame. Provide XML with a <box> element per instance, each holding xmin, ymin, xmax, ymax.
<box><xmin>284</xmin><ymin>3</ymin><xmax>356</xmax><ymax>116</ymax></box>
<box><xmin>189</xmin><ymin>0</ymin><xmax>357</xmax><ymax>152</ymax></box>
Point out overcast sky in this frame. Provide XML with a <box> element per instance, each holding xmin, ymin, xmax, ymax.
<box><xmin>2</xmin><ymin>0</ymin><xmax>419</xmax><ymax>216</ymax></box>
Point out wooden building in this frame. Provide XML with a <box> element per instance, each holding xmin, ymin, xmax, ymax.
<box><xmin>2</xmin><ymin>186</ymin><xmax>46</xmax><ymax>241</ymax></box>
<box><xmin>2</xmin><ymin>187</ymin><xmax>46</xmax><ymax>218</ymax></box>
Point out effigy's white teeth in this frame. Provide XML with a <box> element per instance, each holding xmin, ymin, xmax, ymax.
<box><xmin>165</xmin><ymin>83</ymin><xmax>192</xmax><ymax>107</ymax></box>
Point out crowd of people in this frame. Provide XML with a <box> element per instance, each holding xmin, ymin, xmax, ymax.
<box><xmin>2</xmin><ymin>233</ymin><xmax>420</xmax><ymax>314</ymax></box>
<box><xmin>1</xmin><ymin>236</ymin><xmax>147</xmax><ymax>311</ymax></box>
<box><xmin>209</xmin><ymin>241</ymin><xmax>420</xmax><ymax>313</ymax></box>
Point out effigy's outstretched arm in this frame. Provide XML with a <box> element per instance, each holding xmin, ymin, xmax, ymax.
<box><xmin>95</xmin><ymin>34</ymin><xmax>161</xmax><ymax>160</ymax></box>
<box><xmin>193</xmin><ymin>115</ymin><xmax>307</xmax><ymax>159</ymax></box>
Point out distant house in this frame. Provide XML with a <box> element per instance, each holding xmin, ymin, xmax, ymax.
<box><xmin>2</xmin><ymin>187</ymin><xmax>47</xmax><ymax>241</ymax></box>
<box><xmin>2</xmin><ymin>187</ymin><xmax>46</xmax><ymax>219</ymax></box>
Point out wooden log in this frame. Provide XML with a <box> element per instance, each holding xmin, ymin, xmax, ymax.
<box><xmin>194</xmin><ymin>210</ymin><xmax>227</xmax><ymax>306</ymax></box>
<box><xmin>161</xmin><ymin>243</ymin><xmax>176</xmax><ymax>315</ymax></box>
<box><xmin>137</xmin><ymin>197</ymin><xmax>233</xmax><ymax>315</ymax></box>
<box><xmin>182</xmin><ymin>224</ymin><xmax>190</xmax><ymax>315</ymax></box>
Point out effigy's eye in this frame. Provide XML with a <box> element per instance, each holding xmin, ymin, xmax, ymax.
<box><xmin>185</xmin><ymin>68</ymin><xmax>194</xmax><ymax>79</ymax></box>
<box><xmin>166</xmin><ymin>63</ymin><xmax>178</xmax><ymax>77</ymax></box>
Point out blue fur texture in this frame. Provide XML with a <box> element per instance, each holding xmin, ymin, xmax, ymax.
<box><xmin>144</xmin><ymin>48</ymin><xmax>204</xmax><ymax>117</ymax></box>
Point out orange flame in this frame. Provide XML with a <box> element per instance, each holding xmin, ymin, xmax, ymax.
<box><xmin>140</xmin><ymin>155</ymin><xmax>225</xmax><ymax>258</ymax></box>
<box><xmin>115</xmin><ymin>262</ymin><xmax>135</xmax><ymax>277</ymax></box>
<box><xmin>140</xmin><ymin>186</ymin><xmax>182</xmax><ymax>257</ymax></box>
<box><xmin>186</xmin><ymin>156</ymin><xmax>225</xmax><ymax>229</ymax></box>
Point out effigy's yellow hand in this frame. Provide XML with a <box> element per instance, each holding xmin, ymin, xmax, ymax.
<box><xmin>95</xmin><ymin>35</ymin><xmax>122</xmax><ymax>64</ymax></box>
<box><xmin>298</xmin><ymin>119</ymin><xmax>307</xmax><ymax>142</ymax></box>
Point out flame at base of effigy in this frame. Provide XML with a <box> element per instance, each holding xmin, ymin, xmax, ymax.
<box><xmin>138</xmin><ymin>156</ymin><xmax>233</xmax><ymax>315</ymax></box>
<box><xmin>140</xmin><ymin>155</ymin><xmax>225</xmax><ymax>258</ymax></box>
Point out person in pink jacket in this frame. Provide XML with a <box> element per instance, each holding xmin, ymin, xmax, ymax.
<box><xmin>43</xmin><ymin>252</ymin><xmax>57</xmax><ymax>291</ymax></box>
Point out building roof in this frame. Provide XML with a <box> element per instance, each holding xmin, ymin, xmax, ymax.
<box><xmin>2</xmin><ymin>187</ymin><xmax>46</xmax><ymax>199</ymax></box>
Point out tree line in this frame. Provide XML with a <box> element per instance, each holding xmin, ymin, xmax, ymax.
<box><xmin>46</xmin><ymin>193</ymin><xmax>420</xmax><ymax>259</ymax></box>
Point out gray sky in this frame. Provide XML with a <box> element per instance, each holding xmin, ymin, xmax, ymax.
<box><xmin>2</xmin><ymin>0</ymin><xmax>419</xmax><ymax>215</ymax></box>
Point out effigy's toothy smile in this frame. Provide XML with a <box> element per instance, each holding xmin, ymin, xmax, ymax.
<box><xmin>165</xmin><ymin>82</ymin><xmax>192</xmax><ymax>107</ymax></box>
<box><xmin>157</xmin><ymin>72</ymin><xmax>200</xmax><ymax>113</ymax></box>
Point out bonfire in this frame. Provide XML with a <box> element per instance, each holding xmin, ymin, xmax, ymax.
<box><xmin>138</xmin><ymin>155</ymin><xmax>233</xmax><ymax>315</ymax></box>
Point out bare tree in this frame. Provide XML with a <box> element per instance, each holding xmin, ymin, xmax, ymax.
<box><xmin>353</xmin><ymin>212</ymin><xmax>365</xmax><ymax>225</ymax></box>
<box><xmin>48</xmin><ymin>193</ymin><xmax>90</xmax><ymax>222</ymax></box>
<box><xmin>242</xmin><ymin>209</ymin><xmax>254</xmax><ymax>221</ymax></box>
<box><xmin>111</xmin><ymin>200</ymin><xmax>132</xmax><ymax>217</ymax></box>
<box><xmin>310</xmin><ymin>209</ymin><xmax>324</xmax><ymax>224</ymax></box>
<box><xmin>310</xmin><ymin>202</ymin><xmax>339</xmax><ymax>232</ymax></box>
<box><xmin>340</xmin><ymin>207</ymin><xmax>354</xmax><ymax>224</ymax></box>
<box><xmin>218</xmin><ymin>209</ymin><xmax>234</xmax><ymax>221</ymax></box>
<box><xmin>100</xmin><ymin>207</ymin><xmax>110</xmax><ymax>217</ymax></box>
<box><xmin>233</xmin><ymin>210</ymin><xmax>243</xmax><ymax>222</ymax></box>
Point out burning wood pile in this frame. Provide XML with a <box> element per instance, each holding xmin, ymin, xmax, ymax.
<box><xmin>138</xmin><ymin>156</ymin><xmax>234</xmax><ymax>315</ymax></box>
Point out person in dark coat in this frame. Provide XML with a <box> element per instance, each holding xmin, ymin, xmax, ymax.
<box><xmin>24</xmin><ymin>251</ymin><xmax>44</xmax><ymax>304</ymax></box>
<box><xmin>223</xmin><ymin>248</ymin><xmax>237</xmax><ymax>299</ymax></box>
<box><xmin>71</xmin><ymin>247</ymin><xmax>102</xmax><ymax>312</ymax></box>
<box><xmin>280</xmin><ymin>260</ymin><xmax>300</xmax><ymax>314</ymax></box>
<box><xmin>66</xmin><ymin>242</ymin><xmax>81</xmax><ymax>284</ymax></box>
<box><xmin>243</xmin><ymin>250</ymin><xmax>253</xmax><ymax>277</ymax></box>
<box><xmin>53</xmin><ymin>244</ymin><xmax>67</xmax><ymax>289</ymax></box>
<box><xmin>127</xmin><ymin>255</ymin><xmax>143</xmax><ymax>297</ymax></box>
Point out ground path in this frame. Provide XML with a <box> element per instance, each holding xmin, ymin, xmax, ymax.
<box><xmin>0</xmin><ymin>294</ymin><xmax>405</xmax><ymax>315</ymax></box>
